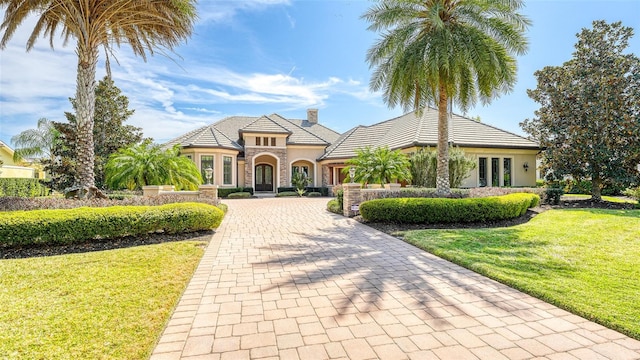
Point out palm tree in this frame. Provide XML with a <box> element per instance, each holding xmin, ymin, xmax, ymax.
<box><xmin>11</xmin><ymin>117</ymin><xmax>57</xmax><ymax>163</ymax></box>
<box><xmin>363</xmin><ymin>0</ymin><xmax>530</xmax><ymax>195</ymax></box>
<box><xmin>345</xmin><ymin>146</ymin><xmax>412</xmax><ymax>186</ymax></box>
<box><xmin>0</xmin><ymin>0</ymin><xmax>197</xmax><ymax>193</ymax></box>
<box><xmin>105</xmin><ymin>142</ymin><xmax>202</xmax><ymax>191</ymax></box>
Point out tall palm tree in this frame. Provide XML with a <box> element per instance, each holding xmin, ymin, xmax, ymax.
<box><xmin>363</xmin><ymin>0</ymin><xmax>530</xmax><ymax>195</ymax></box>
<box><xmin>11</xmin><ymin>117</ymin><xmax>57</xmax><ymax>163</ymax></box>
<box><xmin>1</xmin><ymin>0</ymin><xmax>197</xmax><ymax>193</ymax></box>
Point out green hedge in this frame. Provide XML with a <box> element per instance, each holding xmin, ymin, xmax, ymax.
<box><xmin>227</xmin><ymin>192</ymin><xmax>252</xmax><ymax>199</ymax></box>
<box><xmin>327</xmin><ymin>199</ymin><xmax>342</xmax><ymax>214</ymax></box>
<box><xmin>0</xmin><ymin>178</ymin><xmax>49</xmax><ymax>197</ymax></box>
<box><xmin>359</xmin><ymin>193</ymin><xmax>539</xmax><ymax>224</ymax></box>
<box><xmin>218</xmin><ymin>187</ymin><xmax>254</xmax><ymax>198</ymax></box>
<box><xmin>277</xmin><ymin>187</ymin><xmax>329</xmax><ymax>196</ymax></box>
<box><xmin>0</xmin><ymin>203</ymin><xmax>224</xmax><ymax>248</ymax></box>
<box><xmin>276</xmin><ymin>191</ymin><xmax>298</xmax><ymax>197</ymax></box>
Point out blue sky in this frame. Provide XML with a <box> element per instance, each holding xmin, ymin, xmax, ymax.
<box><xmin>1</xmin><ymin>0</ymin><xmax>639</xmax><ymax>147</ymax></box>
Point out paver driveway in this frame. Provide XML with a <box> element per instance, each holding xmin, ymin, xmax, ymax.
<box><xmin>151</xmin><ymin>197</ymin><xmax>640</xmax><ymax>360</ymax></box>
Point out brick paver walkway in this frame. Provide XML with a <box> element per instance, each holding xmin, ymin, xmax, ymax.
<box><xmin>151</xmin><ymin>198</ymin><xmax>640</xmax><ymax>360</ymax></box>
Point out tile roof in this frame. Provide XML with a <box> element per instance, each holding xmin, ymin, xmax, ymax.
<box><xmin>320</xmin><ymin>108</ymin><xmax>539</xmax><ymax>160</ymax></box>
<box><xmin>165</xmin><ymin>113</ymin><xmax>341</xmax><ymax>149</ymax></box>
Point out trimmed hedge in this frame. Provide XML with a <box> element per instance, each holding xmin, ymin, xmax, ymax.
<box><xmin>227</xmin><ymin>192</ymin><xmax>252</xmax><ymax>199</ymax></box>
<box><xmin>306</xmin><ymin>192</ymin><xmax>322</xmax><ymax>197</ymax></box>
<box><xmin>359</xmin><ymin>193</ymin><xmax>540</xmax><ymax>224</ymax></box>
<box><xmin>277</xmin><ymin>187</ymin><xmax>329</xmax><ymax>196</ymax></box>
<box><xmin>276</xmin><ymin>191</ymin><xmax>298</xmax><ymax>197</ymax></box>
<box><xmin>218</xmin><ymin>187</ymin><xmax>254</xmax><ymax>198</ymax></box>
<box><xmin>0</xmin><ymin>178</ymin><xmax>49</xmax><ymax>197</ymax></box>
<box><xmin>0</xmin><ymin>203</ymin><xmax>224</xmax><ymax>248</ymax></box>
<box><xmin>327</xmin><ymin>199</ymin><xmax>342</xmax><ymax>214</ymax></box>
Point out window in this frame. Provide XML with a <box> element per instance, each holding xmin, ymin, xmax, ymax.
<box><xmin>201</xmin><ymin>155</ymin><xmax>214</xmax><ymax>183</ymax></box>
<box><xmin>479</xmin><ymin>158</ymin><xmax>487</xmax><ymax>187</ymax></box>
<box><xmin>271</xmin><ymin>137</ymin><xmax>276</xmax><ymax>146</ymax></box>
<box><xmin>503</xmin><ymin>158</ymin><xmax>512</xmax><ymax>187</ymax></box>
<box><xmin>223</xmin><ymin>156</ymin><xmax>233</xmax><ymax>185</ymax></box>
<box><xmin>491</xmin><ymin>158</ymin><xmax>500</xmax><ymax>187</ymax></box>
<box><xmin>263</xmin><ymin>137</ymin><xmax>269</xmax><ymax>146</ymax></box>
<box><xmin>256</xmin><ymin>137</ymin><xmax>261</xmax><ymax>146</ymax></box>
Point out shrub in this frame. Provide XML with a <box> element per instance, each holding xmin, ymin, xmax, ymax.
<box><xmin>219</xmin><ymin>187</ymin><xmax>254</xmax><ymax>198</ymax></box>
<box><xmin>227</xmin><ymin>192</ymin><xmax>252</xmax><ymax>199</ymax></box>
<box><xmin>276</xmin><ymin>191</ymin><xmax>298</xmax><ymax>197</ymax></box>
<box><xmin>307</xmin><ymin>192</ymin><xmax>322</xmax><ymax>197</ymax></box>
<box><xmin>623</xmin><ymin>187</ymin><xmax>640</xmax><ymax>201</ymax></box>
<box><xmin>359</xmin><ymin>193</ymin><xmax>539</xmax><ymax>224</ymax></box>
<box><xmin>0</xmin><ymin>203</ymin><xmax>224</xmax><ymax>248</ymax></box>
<box><xmin>217</xmin><ymin>203</ymin><xmax>229</xmax><ymax>213</ymax></box>
<box><xmin>0</xmin><ymin>194</ymin><xmax>220</xmax><ymax>212</ymax></box>
<box><xmin>544</xmin><ymin>187</ymin><xmax>564</xmax><ymax>205</ymax></box>
<box><xmin>327</xmin><ymin>199</ymin><xmax>342</xmax><ymax>214</ymax></box>
<box><xmin>361</xmin><ymin>187</ymin><xmax>470</xmax><ymax>202</ymax></box>
<box><xmin>469</xmin><ymin>187</ymin><xmax>544</xmax><ymax>198</ymax></box>
<box><xmin>0</xmin><ymin>178</ymin><xmax>50</xmax><ymax>197</ymax></box>
<box><xmin>410</xmin><ymin>147</ymin><xmax>476</xmax><ymax>188</ymax></box>
<box><xmin>336</xmin><ymin>189</ymin><xmax>344</xmax><ymax>210</ymax></box>
<box><xmin>277</xmin><ymin>187</ymin><xmax>328</xmax><ymax>196</ymax></box>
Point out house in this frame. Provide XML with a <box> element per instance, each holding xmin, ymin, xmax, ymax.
<box><xmin>166</xmin><ymin>108</ymin><xmax>540</xmax><ymax>191</ymax></box>
<box><xmin>0</xmin><ymin>141</ymin><xmax>44</xmax><ymax>179</ymax></box>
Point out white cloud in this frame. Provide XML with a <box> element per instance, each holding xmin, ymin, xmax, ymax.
<box><xmin>197</xmin><ymin>0</ymin><xmax>291</xmax><ymax>24</ymax></box>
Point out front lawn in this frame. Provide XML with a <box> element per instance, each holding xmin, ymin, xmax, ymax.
<box><xmin>403</xmin><ymin>209</ymin><xmax>640</xmax><ymax>340</ymax></box>
<box><xmin>0</xmin><ymin>241</ymin><xmax>206</xmax><ymax>359</ymax></box>
<box><xmin>563</xmin><ymin>193</ymin><xmax>638</xmax><ymax>204</ymax></box>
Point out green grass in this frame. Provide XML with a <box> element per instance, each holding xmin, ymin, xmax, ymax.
<box><xmin>403</xmin><ymin>209</ymin><xmax>640</xmax><ymax>340</ymax></box>
<box><xmin>0</xmin><ymin>241</ymin><xmax>206</xmax><ymax>359</ymax></box>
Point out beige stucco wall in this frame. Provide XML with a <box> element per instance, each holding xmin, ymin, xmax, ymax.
<box><xmin>0</xmin><ymin>165</ymin><xmax>36</xmax><ymax>179</ymax></box>
<box><xmin>180</xmin><ymin>148</ymin><xmax>240</xmax><ymax>188</ymax></box>
<box><xmin>287</xmin><ymin>145</ymin><xmax>326</xmax><ymax>187</ymax></box>
<box><xmin>242</xmin><ymin>132</ymin><xmax>288</xmax><ymax>147</ymax></box>
<box><xmin>321</xmin><ymin>146</ymin><xmax>539</xmax><ymax>188</ymax></box>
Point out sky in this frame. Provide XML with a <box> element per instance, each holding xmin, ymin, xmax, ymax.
<box><xmin>1</xmin><ymin>0</ymin><xmax>639</xmax><ymax>148</ymax></box>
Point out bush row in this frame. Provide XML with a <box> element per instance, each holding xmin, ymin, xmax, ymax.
<box><xmin>361</xmin><ymin>187</ymin><xmax>470</xmax><ymax>202</ymax></box>
<box><xmin>218</xmin><ymin>187</ymin><xmax>254</xmax><ymax>198</ymax></box>
<box><xmin>0</xmin><ymin>203</ymin><xmax>224</xmax><ymax>248</ymax></box>
<box><xmin>277</xmin><ymin>187</ymin><xmax>329</xmax><ymax>196</ymax></box>
<box><xmin>0</xmin><ymin>178</ymin><xmax>49</xmax><ymax>197</ymax></box>
<box><xmin>359</xmin><ymin>193</ymin><xmax>540</xmax><ymax>224</ymax></box>
<box><xmin>0</xmin><ymin>194</ymin><xmax>220</xmax><ymax>212</ymax></box>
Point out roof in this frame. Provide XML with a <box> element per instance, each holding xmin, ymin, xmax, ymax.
<box><xmin>320</xmin><ymin>108</ymin><xmax>539</xmax><ymax>160</ymax></box>
<box><xmin>166</xmin><ymin>113</ymin><xmax>341</xmax><ymax>150</ymax></box>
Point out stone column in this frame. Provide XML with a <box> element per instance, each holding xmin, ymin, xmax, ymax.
<box><xmin>199</xmin><ymin>184</ymin><xmax>219</xmax><ymax>200</ymax></box>
<box><xmin>342</xmin><ymin>183</ymin><xmax>362</xmax><ymax>217</ymax></box>
<box><xmin>142</xmin><ymin>185</ymin><xmax>162</xmax><ymax>197</ymax></box>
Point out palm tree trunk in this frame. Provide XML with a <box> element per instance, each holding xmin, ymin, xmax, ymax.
<box><xmin>436</xmin><ymin>83</ymin><xmax>451</xmax><ymax>195</ymax></box>
<box><xmin>75</xmin><ymin>44</ymin><xmax>98</xmax><ymax>190</ymax></box>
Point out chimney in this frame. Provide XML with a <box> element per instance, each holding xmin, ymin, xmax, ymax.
<box><xmin>307</xmin><ymin>108</ymin><xmax>318</xmax><ymax>124</ymax></box>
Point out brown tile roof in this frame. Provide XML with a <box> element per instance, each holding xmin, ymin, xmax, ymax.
<box><xmin>320</xmin><ymin>108</ymin><xmax>539</xmax><ymax>160</ymax></box>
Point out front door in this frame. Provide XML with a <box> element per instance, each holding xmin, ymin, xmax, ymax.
<box><xmin>255</xmin><ymin>164</ymin><xmax>274</xmax><ymax>191</ymax></box>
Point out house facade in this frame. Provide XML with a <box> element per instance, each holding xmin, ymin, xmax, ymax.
<box><xmin>166</xmin><ymin>108</ymin><xmax>540</xmax><ymax>192</ymax></box>
<box><xmin>0</xmin><ymin>141</ymin><xmax>44</xmax><ymax>179</ymax></box>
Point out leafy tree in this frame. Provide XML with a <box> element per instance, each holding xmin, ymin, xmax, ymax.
<box><xmin>105</xmin><ymin>142</ymin><xmax>202</xmax><ymax>191</ymax></box>
<box><xmin>363</xmin><ymin>0</ymin><xmax>530</xmax><ymax>195</ymax></box>
<box><xmin>10</xmin><ymin>118</ymin><xmax>58</xmax><ymax>163</ymax></box>
<box><xmin>345</xmin><ymin>146</ymin><xmax>412</xmax><ymax>186</ymax></box>
<box><xmin>521</xmin><ymin>21</ymin><xmax>640</xmax><ymax>200</ymax></box>
<box><xmin>45</xmin><ymin>77</ymin><xmax>145</xmax><ymax>190</ymax></box>
<box><xmin>0</xmin><ymin>0</ymin><xmax>197</xmax><ymax>193</ymax></box>
<box><xmin>410</xmin><ymin>147</ymin><xmax>477</xmax><ymax>188</ymax></box>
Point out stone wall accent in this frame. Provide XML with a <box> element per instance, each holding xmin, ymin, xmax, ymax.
<box><xmin>244</xmin><ymin>147</ymin><xmax>288</xmax><ymax>189</ymax></box>
<box><xmin>321</xmin><ymin>165</ymin><xmax>330</xmax><ymax>188</ymax></box>
<box><xmin>342</xmin><ymin>183</ymin><xmax>362</xmax><ymax>217</ymax></box>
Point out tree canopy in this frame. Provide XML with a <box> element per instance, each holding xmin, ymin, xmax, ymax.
<box><xmin>10</xmin><ymin>118</ymin><xmax>58</xmax><ymax>163</ymax></box>
<box><xmin>45</xmin><ymin>76</ymin><xmax>145</xmax><ymax>190</ymax></box>
<box><xmin>0</xmin><ymin>0</ymin><xmax>197</xmax><ymax>194</ymax></box>
<box><xmin>363</xmin><ymin>0</ymin><xmax>529</xmax><ymax>195</ymax></box>
<box><xmin>521</xmin><ymin>20</ymin><xmax>640</xmax><ymax>200</ymax></box>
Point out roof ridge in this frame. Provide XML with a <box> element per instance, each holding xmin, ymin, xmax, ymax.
<box><xmin>240</xmin><ymin>114</ymin><xmax>292</xmax><ymax>134</ymax></box>
<box><xmin>164</xmin><ymin>124</ymin><xmax>208</xmax><ymax>147</ymax></box>
<box><xmin>321</xmin><ymin>126</ymin><xmax>361</xmax><ymax>159</ymax></box>
<box><xmin>269</xmin><ymin>113</ymin><xmax>328</xmax><ymax>144</ymax></box>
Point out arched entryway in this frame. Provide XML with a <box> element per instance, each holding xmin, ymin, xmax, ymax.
<box><xmin>255</xmin><ymin>164</ymin><xmax>274</xmax><ymax>191</ymax></box>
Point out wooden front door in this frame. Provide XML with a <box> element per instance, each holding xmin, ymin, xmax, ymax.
<box><xmin>255</xmin><ymin>164</ymin><xmax>274</xmax><ymax>191</ymax></box>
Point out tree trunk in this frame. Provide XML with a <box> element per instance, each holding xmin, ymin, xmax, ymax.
<box><xmin>436</xmin><ymin>84</ymin><xmax>451</xmax><ymax>195</ymax></box>
<box><xmin>75</xmin><ymin>44</ymin><xmax>98</xmax><ymax>190</ymax></box>
<box><xmin>591</xmin><ymin>176</ymin><xmax>603</xmax><ymax>201</ymax></box>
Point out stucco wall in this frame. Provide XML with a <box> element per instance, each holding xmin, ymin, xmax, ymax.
<box><xmin>180</xmin><ymin>148</ymin><xmax>240</xmax><ymax>188</ymax></box>
<box><xmin>287</xmin><ymin>146</ymin><xmax>326</xmax><ymax>187</ymax></box>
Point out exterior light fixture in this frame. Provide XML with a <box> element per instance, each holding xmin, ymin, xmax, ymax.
<box><xmin>523</xmin><ymin>162</ymin><xmax>529</xmax><ymax>172</ymax></box>
<box><xmin>349</xmin><ymin>167</ymin><xmax>356</xmax><ymax>183</ymax></box>
<box><xmin>205</xmin><ymin>167</ymin><xmax>213</xmax><ymax>184</ymax></box>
